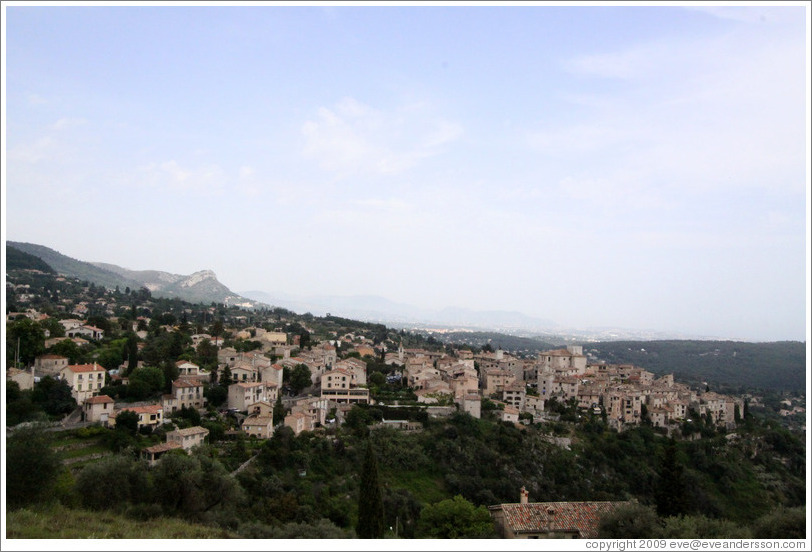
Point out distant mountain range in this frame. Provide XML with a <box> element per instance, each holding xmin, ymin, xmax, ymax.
<box><xmin>7</xmin><ymin>242</ymin><xmax>263</xmax><ymax>308</ymax></box>
<box><xmin>6</xmin><ymin>241</ymin><xmax>724</xmax><ymax>342</ymax></box>
<box><xmin>239</xmin><ymin>289</ymin><xmax>560</xmax><ymax>331</ymax></box>
<box><xmin>237</xmin><ymin>289</ymin><xmax>703</xmax><ymax>341</ymax></box>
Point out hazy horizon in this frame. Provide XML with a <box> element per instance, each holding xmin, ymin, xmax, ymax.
<box><xmin>4</xmin><ymin>3</ymin><xmax>810</xmax><ymax>343</ymax></box>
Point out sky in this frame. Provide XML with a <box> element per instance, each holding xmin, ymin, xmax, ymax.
<box><xmin>2</xmin><ymin>1</ymin><xmax>810</xmax><ymax>342</ymax></box>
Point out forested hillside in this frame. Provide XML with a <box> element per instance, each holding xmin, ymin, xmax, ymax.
<box><xmin>7</xmin><ymin>245</ymin><xmax>57</xmax><ymax>273</ymax></box>
<box><xmin>8</xmin><ymin>241</ymin><xmax>143</xmax><ymax>290</ymax></box>
<box><xmin>588</xmin><ymin>340</ymin><xmax>806</xmax><ymax>393</ymax></box>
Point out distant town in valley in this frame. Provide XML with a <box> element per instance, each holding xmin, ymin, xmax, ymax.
<box><xmin>4</xmin><ymin>244</ymin><xmax>807</xmax><ymax>540</ymax></box>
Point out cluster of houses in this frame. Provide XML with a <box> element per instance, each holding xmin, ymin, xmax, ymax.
<box><xmin>388</xmin><ymin>344</ymin><xmax>742</xmax><ymax>432</ymax></box>
<box><xmin>8</xmin><ymin>301</ymin><xmax>746</xmax><ymax>469</ymax></box>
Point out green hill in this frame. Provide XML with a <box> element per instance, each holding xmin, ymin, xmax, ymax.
<box><xmin>587</xmin><ymin>340</ymin><xmax>806</xmax><ymax>393</ymax></box>
<box><xmin>6</xmin><ymin>245</ymin><xmax>57</xmax><ymax>273</ymax></box>
<box><xmin>7</xmin><ymin>241</ymin><xmax>143</xmax><ymax>291</ymax></box>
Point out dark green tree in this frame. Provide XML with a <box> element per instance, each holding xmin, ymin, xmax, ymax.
<box><xmin>196</xmin><ymin>339</ymin><xmax>218</xmax><ymax>370</ymax></box>
<box><xmin>129</xmin><ymin>365</ymin><xmax>165</xmax><ymax>394</ymax></box>
<box><xmin>204</xmin><ymin>384</ymin><xmax>227</xmax><ymax>408</ymax></box>
<box><xmin>47</xmin><ymin>339</ymin><xmax>83</xmax><ymax>364</ymax></box>
<box><xmin>5</xmin><ymin>381</ymin><xmax>41</xmax><ymax>425</ymax></box>
<box><xmin>31</xmin><ymin>376</ymin><xmax>77</xmax><ymax>416</ymax></box>
<box><xmin>6</xmin><ymin>317</ymin><xmax>45</xmax><ymax>367</ymax></box>
<box><xmin>416</xmin><ymin>495</ymin><xmax>496</xmax><ymax>538</ymax></box>
<box><xmin>751</xmin><ymin>507</ymin><xmax>806</xmax><ymax>539</ymax></box>
<box><xmin>39</xmin><ymin>317</ymin><xmax>65</xmax><ymax>338</ymax></box>
<box><xmin>76</xmin><ymin>454</ymin><xmax>152</xmax><ymax>510</ymax></box>
<box><xmin>115</xmin><ymin>409</ymin><xmax>140</xmax><ymax>436</ymax></box>
<box><xmin>368</xmin><ymin>371</ymin><xmax>386</xmax><ymax>388</ymax></box>
<box><xmin>357</xmin><ymin>440</ymin><xmax>385</xmax><ymax>538</ymax></box>
<box><xmin>126</xmin><ymin>332</ymin><xmax>139</xmax><ymax>374</ymax></box>
<box><xmin>285</xmin><ymin>363</ymin><xmax>312</xmax><ymax>395</ymax></box>
<box><xmin>654</xmin><ymin>438</ymin><xmax>690</xmax><ymax>517</ymax></box>
<box><xmin>273</xmin><ymin>394</ymin><xmax>287</xmax><ymax>425</ymax></box>
<box><xmin>220</xmin><ymin>366</ymin><xmax>233</xmax><ymax>387</ymax></box>
<box><xmin>151</xmin><ymin>451</ymin><xmax>243</xmax><ymax>519</ymax></box>
<box><xmin>6</xmin><ymin>430</ymin><xmax>63</xmax><ymax>509</ymax></box>
<box><xmin>598</xmin><ymin>503</ymin><xmax>662</xmax><ymax>538</ymax></box>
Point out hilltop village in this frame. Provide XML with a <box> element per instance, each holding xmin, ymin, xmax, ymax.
<box><xmin>8</xmin><ymin>293</ymin><xmax>744</xmax><ymax>445</ymax></box>
<box><xmin>9</xmin><ymin>266</ymin><xmax>807</xmax><ymax>541</ymax></box>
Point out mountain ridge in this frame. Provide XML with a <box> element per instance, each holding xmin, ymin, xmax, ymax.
<box><xmin>7</xmin><ymin>242</ymin><xmax>264</xmax><ymax>308</ymax></box>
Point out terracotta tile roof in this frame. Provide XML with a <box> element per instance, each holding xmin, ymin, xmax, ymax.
<box><xmin>84</xmin><ymin>395</ymin><xmax>114</xmax><ymax>404</ymax></box>
<box><xmin>243</xmin><ymin>416</ymin><xmax>274</xmax><ymax>426</ymax></box>
<box><xmin>118</xmin><ymin>404</ymin><xmax>163</xmax><ymax>415</ymax></box>
<box><xmin>170</xmin><ymin>426</ymin><xmax>209</xmax><ymax>437</ymax></box>
<box><xmin>492</xmin><ymin>501</ymin><xmax>630</xmax><ymax>538</ymax></box>
<box><xmin>172</xmin><ymin>378</ymin><xmax>203</xmax><ymax>388</ymax></box>
<box><xmin>144</xmin><ymin>441</ymin><xmax>183</xmax><ymax>454</ymax></box>
<box><xmin>65</xmin><ymin>363</ymin><xmax>106</xmax><ymax>373</ymax></box>
<box><xmin>541</xmin><ymin>348</ymin><xmax>573</xmax><ymax>356</ymax></box>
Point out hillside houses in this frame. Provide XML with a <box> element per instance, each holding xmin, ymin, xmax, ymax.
<box><xmin>320</xmin><ymin>368</ymin><xmax>370</xmax><ymax>404</ymax></box>
<box><xmin>228</xmin><ymin>381</ymin><xmax>279</xmax><ymax>411</ymax></box>
<box><xmin>4</xmin><ymin>264</ymin><xmax>746</xmax><ymax>447</ymax></box>
<box><xmin>59</xmin><ymin>363</ymin><xmax>107</xmax><ymax>405</ymax></box>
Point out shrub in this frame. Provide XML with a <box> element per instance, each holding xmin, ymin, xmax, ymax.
<box><xmin>598</xmin><ymin>503</ymin><xmax>662</xmax><ymax>538</ymax></box>
<box><xmin>752</xmin><ymin>507</ymin><xmax>806</xmax><ymax>539</ymax></box>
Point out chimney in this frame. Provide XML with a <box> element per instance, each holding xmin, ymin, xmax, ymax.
<box><xmin>519</xmin><ymin>486</ymin><xmax>529</xmax><ymax>504</ymax></box>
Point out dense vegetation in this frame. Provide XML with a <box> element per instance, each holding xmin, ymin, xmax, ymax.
<box><xmin>7</xmin><ymin>245</ymin><xmax>57</xmax><ymax>273</ymax></box>
<box><xmin>8</xmin><ymin>242</ymin><xmax>144</xmax><ymax>291</ymax></box>
<box><xmin>410</xmin><ymin>330</ymin><xmax>559</xmax><ymax>356</ymax></box>
<box><xmin>5</xmin><ymin>255</ymin><xmax>807</xmax><ymax>539</ymax></box>
<box><xmin>6</xmin><ymin>400</ymin><xmax>806</xmax><ymax>538</ymax></box>
<box><xmin>588</xmin><ymin>340</ymin><xmax>806</xmax><ymax>393</ymax></box>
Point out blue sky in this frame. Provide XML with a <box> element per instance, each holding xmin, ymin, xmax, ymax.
<box><xmin>3</xmin><ymin>2</ymin><xmax>809</xmax><ymax>342</ymax></box>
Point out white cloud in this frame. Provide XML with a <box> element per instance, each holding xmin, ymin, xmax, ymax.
<box><xmin>139</xmin><ymin>160</ymin><xmax>227</xmax><ymax>195</ymax></box>
<box><xmin>52</xmin><ymin>117</ymin><xmax>87</xmax><ymax>131</ymax></box>
<box><xmin>27</xmin><ymin>94</ymin><xmax>49</xmax><ymax>106</ymax></box>
<box><xmin>7</xmin><ymin>136</ymin><xmax>54</xmax><ymax>164</ymax></box>
<box><xmin>301</xmin><ymin>97</ymin><xmax>462</xmax><ymax>176</ymax></box>
<box><xmin>686</xmin><ymin>5</ymin><xmax>802</xmax><ymax>25</ymax></box>
<box><xmin>533</xmin><ymin>15</ymin><xmax>806</xmax><ymax>201</ymax></box>
<box><xmin>7</xmin><ymin>117</ymin><xmax>89</xmax><ymax>164</ymax></box>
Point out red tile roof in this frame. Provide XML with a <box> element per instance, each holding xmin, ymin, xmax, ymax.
<box><xmin>65</xmin><ymin>363</ymin><xmax>106</xmax><ymax>373</ymax></box>
<box><xmin>118</xmin><ymin>404</ymin><xmax>163</xmax><ymax>415</ymax></box>
<box><xmin>144</xmin><ymin>441</ymin><xmax>183</xmax><ymax>454</ymax></box>
<box><xmin>491</xmin><ymin>501</ymin><xmax>630</xmax><ymax>538</ymax></box>
<box><xmin>172</xmin><ymin>378</ymin><xmax>203</xmax><ymax>388</ymax></box>
<box><xmin>85</xmin><ymin>395</ymin><xmax>114</xmax><ymax>404</ymax></box>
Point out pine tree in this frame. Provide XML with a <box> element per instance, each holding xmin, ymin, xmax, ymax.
<box><xmin>357</xmin><ymin>440</ymin><xmax>384</xmax><ymax>538</ymax></box>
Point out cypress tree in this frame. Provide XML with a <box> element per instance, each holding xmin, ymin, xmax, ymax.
<box><xmin>357</xmin><ymin>439</ymin><xmax>384</xmax><ymax>538</ymax></box>
<box><xmin>654</xmin><ymin>437</ymin><xmax>690</xmax><ymax>517</ymax></box>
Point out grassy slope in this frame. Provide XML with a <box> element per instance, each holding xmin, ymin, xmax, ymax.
<box><xmin>5</xmin><ymin>504</ymin><xmax>237</xmax><ymax>539</ymax></box>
